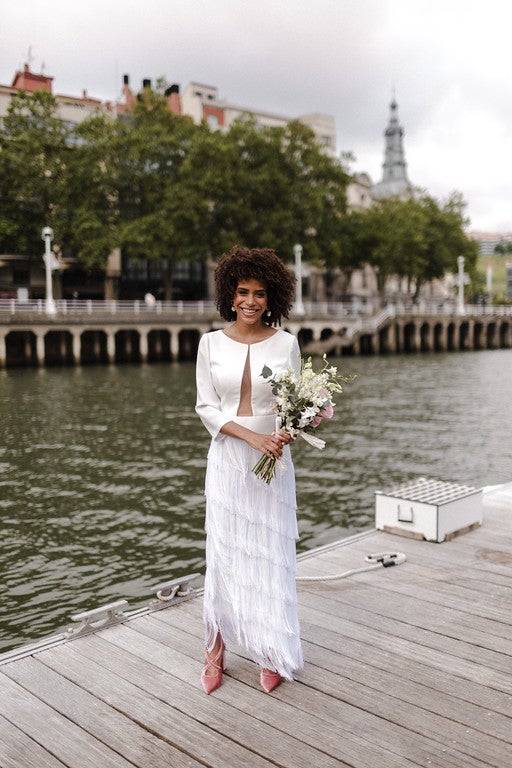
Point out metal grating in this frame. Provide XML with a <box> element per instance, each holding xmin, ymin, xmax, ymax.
<box><xmin>379</xmin><ymin>477</ymin><xmax>480</xmax><ymax>506</ymax></box>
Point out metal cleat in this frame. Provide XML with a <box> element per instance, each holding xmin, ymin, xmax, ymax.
<box><xmin>150</xmin><ymin>573</ymin><xmax>201</xmax><ymax>607</ymax></box>
<box><xmin>66</xmin><ymin>599</ymin><xmax>128</xmax><ymax>638</ymax></box>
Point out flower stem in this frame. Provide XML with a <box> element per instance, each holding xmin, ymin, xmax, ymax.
<box><xmin>252</xmin><ymin>454</ymin><xmax>277</xmax><ymax>484</ymax></box>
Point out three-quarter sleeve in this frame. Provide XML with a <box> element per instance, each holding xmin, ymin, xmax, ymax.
<box><xmin>195</xmin><ymin>333</ymin><xmax>228</xmax><ymax>440</ymax></box>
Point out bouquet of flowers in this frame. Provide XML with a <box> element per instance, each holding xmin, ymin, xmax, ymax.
<box><xmin>253</xmin><ymin>355</ymin><xmax>353</xmax><ymax>484</ymax></box>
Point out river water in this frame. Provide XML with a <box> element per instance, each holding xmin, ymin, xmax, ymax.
<box><xmin>1</xmin><ymin>349</ymin><xmax>511</xmax><ymax>653</ymax></box>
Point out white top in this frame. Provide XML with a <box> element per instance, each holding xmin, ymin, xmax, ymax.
<box><xmin>195</xmin><ymin>329</ymin><xmax>301</xmax><ymax>439</ymax></box>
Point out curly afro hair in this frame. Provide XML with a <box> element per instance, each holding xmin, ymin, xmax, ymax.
<box><xmin>215</xmin><ymin>246</ymin><xmax>296</xmax><ymax>325</ymax></box>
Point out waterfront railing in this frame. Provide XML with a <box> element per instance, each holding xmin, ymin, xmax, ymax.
<box><xmin>0</xmin><ymin>298</ymin><xmax>357</xmax><ymax>319</ymax></box>
<box><xmin>1</xmin><ymin>298</ymin><xmax>511</xmax><ymax>320</ymax></box>
<box><xmin>0</xmin><ymin>298</ymin><xmax>218</xmax><ymax>317</ymax></box>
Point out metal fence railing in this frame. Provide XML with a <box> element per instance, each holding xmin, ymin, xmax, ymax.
<box><xmin>0</xmin><ymin>298</ymin><xmax>511</xmax><ymax>319</ymax></box>
<box><xmin>0</xmin><ymin>299</ymin><xmax>354</xmax><ymax>318</ymax></box>
<box><xmin>0</xmin><ymin>298</ymin><xmax>217</xmax><ymax>316</ymax></box>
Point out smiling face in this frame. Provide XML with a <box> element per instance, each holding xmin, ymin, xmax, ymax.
<box><xmin>232</xmin><ymin>278</ymin><xmax>268</xmax><ymax>327</ymax></box>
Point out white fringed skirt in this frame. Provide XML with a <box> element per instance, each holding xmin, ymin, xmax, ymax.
<box><xmin>203</xmin><ymin>415</ymin><xmax>303</xmax><ymax>680</ymax></box>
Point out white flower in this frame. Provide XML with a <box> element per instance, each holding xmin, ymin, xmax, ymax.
<box><xmin>253</xmin><ymin>356</ymin><xmax>355</xmax><ymax>483</ymax></box>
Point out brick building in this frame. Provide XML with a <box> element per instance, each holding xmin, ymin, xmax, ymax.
<box><xmin>117</xmin><ymin>75</ymin><xmax>337</xmax><ymax>156</ymax></box>
<box><xmin>1</xmin><ymin>64</ymin><xmax>338</xmax><ymax>301</ymax></box>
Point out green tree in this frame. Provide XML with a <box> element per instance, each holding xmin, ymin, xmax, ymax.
<box><xmin>343</xmin><ymin>192</ymin><xmax>478</xmax><ymax>306</ymax></box>
<box><xmin>0</xmin><ymin>90</ymin><xmax>70</xmax><ymax>256</ymax></box>
<box><xmin>62</xmin><ymin>113</ymin><xmax>120</xmax><ymax>266</ymax></box>
<box><xmin>0</xmin><ymin>87</ymin><xmax>351</xmax><ymax>299</ymax></box>
<box><xmin>402</xmin><ymin>192</ymin><xmax>478</xmax><ymax>301</ymax></box>
<box><xmin>337</xmin><ymin>209</ymin><xmax>369</xmax><ymax>297</ymax></box>
<box><xmin>113</xmin><ymin>88</ymin><xmax>213</xmax><ymax>298</ymax></box>
<box><xmin>494</xmin><ymin>239</ymin><xmax>512</xmax><ymax>255</ymax></box>
<box><xmin>340</xmin><ymin>201</ymin><xmax>407</xmax><ymax>304</ymax></box>
<box><xmin>209</xmin><ymin>118</ymin><xmax>349</xmax><ymax>264</ymax></box>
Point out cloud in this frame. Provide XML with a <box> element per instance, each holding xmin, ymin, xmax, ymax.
<box><xmin>2</xmin><ymin>0</ymin><xmax>512</xmax><ymax>232</ymax></box>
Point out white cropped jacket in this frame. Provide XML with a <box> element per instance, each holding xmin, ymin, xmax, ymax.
<box><xmin>195</xmin><ymin>329</ymin><xmax>301</xmax><ymax>440</ymax></box>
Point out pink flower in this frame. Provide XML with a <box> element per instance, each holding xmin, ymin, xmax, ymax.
<box><xmin>310</xmin><ymin>403</ymin><xmax>334</xmax><ymax>428</ymax></box>
<box><xmin>322</xmin><ymin>403</ymin><xmax>334</xmax><ymax>419</ymax></box>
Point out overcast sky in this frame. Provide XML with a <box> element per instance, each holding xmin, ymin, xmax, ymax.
<box><xmin>3</xmin><ymin>0</ymin><xmax>511</xmax><ymax>234</ymax></box>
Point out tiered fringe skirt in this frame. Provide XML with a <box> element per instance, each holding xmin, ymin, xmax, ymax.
<box><xmin>203</xmin><ymin>416</ymin><xmax>303</xmax><ymax>680</ymax></box>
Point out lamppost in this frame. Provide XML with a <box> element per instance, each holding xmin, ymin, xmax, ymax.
<box><xmin>42</xmin><ymin>226</ymin><xmax>56</xmax><ymax>315</ymax></box>
<box><xmin>457</xmin><ymin>255</ymin><xmax>465</xmax><ymax>316</ymax></box>
<box><xmin>293</xmin><ymin>243</ymin><xmax>305</xmax><ymax>315</ymax></box>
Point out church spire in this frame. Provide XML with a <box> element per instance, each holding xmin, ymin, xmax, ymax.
<box><xmin>372</xmin><ymin>97</ymin><xmax>412</xmax><ymax>200</ymax></box>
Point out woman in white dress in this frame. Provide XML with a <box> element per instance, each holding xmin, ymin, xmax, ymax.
<box><xmin>195</xmin><ymin>246</ymin><xmax>304</xmax><ymax>694</ymax></box>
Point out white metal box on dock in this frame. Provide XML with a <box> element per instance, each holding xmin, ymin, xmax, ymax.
<box><xmin>375</xmin><ymin>478</ymin><xmax>483</xmax><ymax>542</ymax></box>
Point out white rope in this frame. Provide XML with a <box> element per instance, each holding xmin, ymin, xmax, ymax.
<box><xmin>295</xmin><ymin>551</ymin><xmax>406</xmax><ymax>582</ymax></box>
<box><xmin>156</xmin><ymin>585</ymin><xmax>180</xmax><ymax>601</ymax></box>
<box><xmin>156</xmin><ymin>585</ymin><xmax>195</xmax><ymax>601</ymax></box>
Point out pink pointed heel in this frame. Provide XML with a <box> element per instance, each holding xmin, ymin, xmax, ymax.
<box><xmin>200</xmin><ymin>640</ymin><xmax>226</xmax><ymax>694</ymax></box>
<box><xmin>260</xmin><ymin>668</ymin><xmax>282</xmax><ymax>693</ymax></box>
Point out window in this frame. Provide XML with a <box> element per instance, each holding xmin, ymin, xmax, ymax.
<box><xmin>13</xmin><ymin>268</ymin><xmax>30</xmax><ymax>285</ymax></box>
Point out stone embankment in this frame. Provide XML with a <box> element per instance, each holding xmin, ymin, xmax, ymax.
<box><xmin>0</xmin><ymin>300</ymin><xmax>510</xmax><ymax>366</ymax></box>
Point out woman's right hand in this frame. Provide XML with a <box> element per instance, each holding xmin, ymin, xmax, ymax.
<box><xmin>276</xmin><ymin>427</ymin><xmax>294</xmax><ymax>445</ymax></box>
<box><xmin>247</xmin><ymin>431</ymin><xmax>286</xmax><ymax>460</ymax></box>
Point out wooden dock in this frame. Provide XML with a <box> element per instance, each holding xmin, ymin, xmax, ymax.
<box><xmin>1</xmin><ymin>484</ymin><xmax>511</xmax><ymax>767</ymax></box>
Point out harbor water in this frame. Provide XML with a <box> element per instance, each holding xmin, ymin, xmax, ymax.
<box><xmin>1</xmin><ymin>349</ymin><xmax>511</xmax><ymax>653</ymax></box>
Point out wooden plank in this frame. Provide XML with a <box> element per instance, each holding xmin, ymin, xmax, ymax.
<box><xmin>300</xmin><ymin>572</ymin><xmax>512</xmax><ymax>671</ymax></box>
<box><xmin>155</xmin><ymin>597</ymin><xmax>512</xmax><ymax>721</ymax></box>
<box><xmin>337</xmin><ymin>529</ymin><xmax>512</xmax><ymax>583</ymax></box>
<box><xmin>0</xmin><ymin>713</ymin><xmax>67</xmax><ymax>768</ymax></box>
<box><xmin>129</xmin><ymin>608</ymin><xmax>496</xmax><ymax>768</ymax></box>
<box><xmin>2</xmin><ymin>656</ymin><xmax>205</xmax><ymax>768</ymax></box>
<box><xmin>299</xmin><ymin>625</ymin><xmax>512</xmax><ymax>743</ymax></box>
<box><xmin>353</xmin><ymin>532</ymin><xmax>512</xmax><ymax>587</ymax></box>
<box><xmin>84</xmin><ymin>621</ymin><xmax>423</xmax><ymax>768</ymax></box>
<box><xmin>295</xmin><ymin>591</ymin><xmax>512</xmax><ymax>693</ymax></box>
<box><xmin>37</xmin><ymin>633</ymin><xmax>352</xmax><ymax>768</ymax></box>
<box><xmin>286</xmin><ymin>650</ymin><xmax>510</xmax><ymax>768</ymax></box>
<box><xmin>301</xmin><ymin>636</ymin><xmax>512</xmax><ymax>743</ymax></box>
<box><xmin>340</xmin><ymin>539</ymin><xmax>512</xmax><ymax>624</ymax></box>
<box><xmin>373</xmin><ymin>557</ymin><xmax>512</xmax><ymax>606</ymax></box>
<box><xmin>152</xmin><ymin>576</ymin><xmax>510</xmax><ymax>760</ymax></box>
<box><xmin>167</xmin><ymin>610</ymin><xmax>506</xmax><ymax>768</ymax></box>
<box><xmin>0</xmin><ymin>673</ymin><xmax>134</xmax><ymax>768</ymax></box>
<box><xmin>1</xmin><ymin>491</ymin><xmax>511</xmax><ymax>768</ymax></box>
<box><xmin>308</xmin><ymin>527</ymin><xmax>512</xmax><ymax>580</ymax></box>
<box><xmin>298</xmin><ymin>544</ymin><xmax>512</xmax><ymax>643</ymax></box>
<box><xmin>325</xmin><ymin>498</ymin><xmax>510</xmax><ymax>568</ymax></box>
<box><xmin>297</xmin><ymin>576</ymin><xmax>512</xmax><ymax>659</ymax></box>
<box><xmin>309</xmin><ymin>607</ymin><xmax>512</xmax><ymax>716</ymax></box>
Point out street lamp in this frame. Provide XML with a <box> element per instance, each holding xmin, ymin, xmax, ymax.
<box><xmin>293</xmin><ymin>243</ymin><xmax>305</xmax><ymax>315</ymax></box>
<box><xmin>42</xmin><ymin>226</ymin><xmax>56</xmax><ymax>315</ymax></box>
<box><xmin>457</xmin><ymin>255</ymin><xmax>465</xmax><ymax>316</ymax></box>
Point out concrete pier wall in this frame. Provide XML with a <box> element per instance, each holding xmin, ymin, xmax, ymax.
<box><xmin>0</xmin><ymin>308</ymin><xmax>511</xmax><ymax>367</ymax></box>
